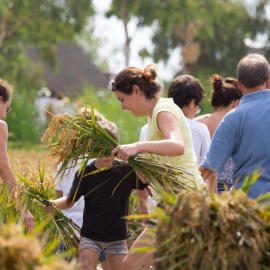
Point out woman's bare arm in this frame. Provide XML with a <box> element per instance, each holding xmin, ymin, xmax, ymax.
<box><xmin>111</xmin><ymin>111</ymin><xmax>185</xmax><ymax>161</ymax></box>
<box><xmin>0</xmin><ymin>120</ymin><xmax>35</xmax><ymax>231</ymax></box>
<box><xmin>0</xmin><ymin>121</ymin><xmax>17</xmax><ymax>192</ymax></box>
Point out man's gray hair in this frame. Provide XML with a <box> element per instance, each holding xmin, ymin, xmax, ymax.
<box><xmin>237</xmin><ymin>53</ymin><xmax>270</xmax><ymax>89</ymax></box>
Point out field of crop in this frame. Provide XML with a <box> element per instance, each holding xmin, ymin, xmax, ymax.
<box><xmin>9</xmin><ymin>149</ymin><xmax>55</xmax><ymax>182</ymax></box>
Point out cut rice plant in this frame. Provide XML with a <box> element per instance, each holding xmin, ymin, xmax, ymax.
<box><xmin>154</xmin><ymin>170</ymin><xmax>270</xmax><ymax>270</ymax></box>
<box><xmin>41</xmin><ymin>98</ymin><xmax>192</xmax><ymax>196</ymax></box>
<box><xmin>14</xmin><ymin>164</ymin><xmax>80</xmax><ymax>257</ymax></box>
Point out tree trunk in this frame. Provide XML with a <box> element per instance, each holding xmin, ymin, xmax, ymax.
<box><xmin>120</xmin><ymin>0</ymin><xmax>131</xmax><ymax>67</ymax></box>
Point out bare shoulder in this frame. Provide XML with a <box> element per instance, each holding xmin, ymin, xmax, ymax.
<box><xmin>157</xmin><ymin>110</ymin><xmax>179</xmax><ymax>130</ymax></box>
<box><xmin>0</xmin><ymin>120</ymin><xmax>8</xmax><ymax>139</ymax></box>
<box><xmin>0</xmin><ymin>120</ymin><xmax>8</xmax><ymax>132</ymax></box>
<box><xmin>195</xmin><ymin>114</ymin><xmax>211</xmax><ymax>124</ymax></box>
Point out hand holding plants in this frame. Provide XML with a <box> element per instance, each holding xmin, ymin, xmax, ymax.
<box><xmin>24</xmin><ymin>210</ymin><xmax>35</xmax><ymax>232</ymax></box>
<box><xmin>43</xmin><ymin>201</ymin><xmax>57</xmax><ymax>215</ymax></box>
<box><xmin>111</xmin><ymin>142</ymin><xmax>142</xmax><ymax>161</ymax></box>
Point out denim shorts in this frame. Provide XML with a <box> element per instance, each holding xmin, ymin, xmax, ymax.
<box><xmin>57</xmin><ymin>240</ymin><xmax>107</xmax><ymax>262</ymax></box>
<box><xmin>79</xmin><ymin>237</ymin><xmax>128</xmax><ymax>258</ymax></box>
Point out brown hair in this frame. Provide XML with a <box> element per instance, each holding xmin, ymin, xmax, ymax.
<box><xmin>168</xmin><ymin>75</ymin><xmax>206</xmax><ymax>108</ymax></box>
<box><xmin>111</xmin><ymin>64</ymin><xmax>161</xmax><ymax>99</ymax></box>
<box><xmin>98</xmin><ymin>120</ymin><xmax>119</xmax><ymax>143</ymax></box>
<box><xmin>237</xmin><ymin>53</ymin><xmax>270</xmax><ymax>89</ymax></box>
<box><xmin>77</xmin><ymin>108</ymin><xmax>119</xmax><ymax>143</ymax></box>
<box><xmin>77</xmin><ymin>107</ymin><xmax>105</xmax><ymax>122</ymax></box>
<box><xmin>210</xmin><ymin>74</ymin><xmax>242</xmax><ymax>108</ymax></box>
<box><xmin>0</xmin><ymin>79</ymin><xmax>14</xmax><ymax>102</ymax></box>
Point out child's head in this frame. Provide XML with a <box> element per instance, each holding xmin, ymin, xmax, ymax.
<box><xmin>77</xmin><ymin>107</ymin><xmax>119</xmax><ymax>167</ymax></box>
<box><xmin>98</xmin><ymin>120</ymin><xmax>119</xmax><ymax>144</ymax></box>
<box><xmin>77</xmin><ymin>107</ymin><xmax>105</xmax><ymax>122</ymax></box>
<box><xmin>95</xmin><ymin>120</ymin><xmax>119</xmax><ymax>168</ymax></box>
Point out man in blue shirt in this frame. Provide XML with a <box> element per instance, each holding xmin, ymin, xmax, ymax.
<box><xmin>199</xmin><ymin>53</ymin><xmax>270</xmax><ymax>199</ymax></box>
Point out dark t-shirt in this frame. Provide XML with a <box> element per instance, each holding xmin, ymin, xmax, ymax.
<box><xmin>68</xmin><ymin>160</ymin><xmax>148</xmax><ymax>242</ymax></box>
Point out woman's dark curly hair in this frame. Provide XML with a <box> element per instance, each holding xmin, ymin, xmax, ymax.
<box><xmin>0</xmin><ymin>79</ymin><xmax>14</xmax><ymax>102</ymax></box>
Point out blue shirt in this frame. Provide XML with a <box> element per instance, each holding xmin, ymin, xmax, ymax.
<box><xmin>201</xmin><ymin>89</ymin><xmax>270</xmax><ymax>199</ymax></box>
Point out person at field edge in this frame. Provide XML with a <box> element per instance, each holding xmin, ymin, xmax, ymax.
<box><xmin>111</xmin><ymin>64</ymin><xmax>206</xmax><ymax>270</ymax></box>
<box><xmin>55</xmin><ymin>107</ymin><xmax>110</xmax><ymax>269</ymax></box>
<box><xmin>196</xmin><ymin>74</ymin><xmax>242</xmax><ymax>194</ymax></box>
<box><xmin>46</xmin><ymin>120</ymin><xmax>148</xmax><ymax>270</ymax></box>
<box><xmin>0</xmin><ymin>78</ymin><xmax>35</xmax><ymax>231</ymax></box>
<box><xmin>199</xmin><ymin>53</ymin><xmax>270</xmax><ymax>199</ymax></box>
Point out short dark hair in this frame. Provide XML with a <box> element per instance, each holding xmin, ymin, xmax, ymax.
<box><xmin>210</xmin><ymin>74</ymin><xmax>242</xmax><ymax>108</ymax></box>
<box><xmin>167</xmin><ymin>75</ymin><xmax>206</xmax><ymax>108</ymax></box>
<box><xmin>0</xmin><ymin>79</ymin><xmax>14</xmax><ymax>102</ymax></box>
<box><xmin>237</xmin><ymin>53</ymin><xmax>270</xmax><ymax>89</ymax></box>
<box><xmin>111</xmin><ymin>64</ymin><xmax>161</xmax><ymax>100</ymax></box>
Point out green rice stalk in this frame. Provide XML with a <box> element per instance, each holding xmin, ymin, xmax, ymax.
<box><xmin>15</xmin><ymin>171</ymin><xmax>80</xmax><ymax>257</ymax></box>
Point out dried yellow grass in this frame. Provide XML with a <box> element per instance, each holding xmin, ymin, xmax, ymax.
<box><xmin>7</xmin><ymin>149</ymin><xmax>56</xmax><ymax>186</ymax></box>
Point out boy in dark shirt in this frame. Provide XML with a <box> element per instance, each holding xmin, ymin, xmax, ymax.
<box><xmin>48</xmin><ymin>120</ymin><xmax>148</xmax><ymax>270</ymax></box>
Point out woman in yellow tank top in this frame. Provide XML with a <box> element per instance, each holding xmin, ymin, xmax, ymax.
<box><xmin>110</xmin><ymin>64</ymin><xmax>205</xmax><ymax>270</ymax></box>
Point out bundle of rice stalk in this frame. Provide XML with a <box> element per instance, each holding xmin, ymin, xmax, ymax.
<box><xmin>41</xmin><ymin>101</ymin><xmax>192</xmax><ymax>195</ymax></box>
<box><xmin>15</xmin><ymin>165</ymin><xmax>80</xmax><ymax>257</ymax></box>
<box><xmin>0</xmin><ymin>185</ymin><xmax>20</xmax><ymax>225</ymax></box>
<box><xmin>154</xmin><ymin>171</ymin><xmax>270</xmax><ymax>270</ymax></box>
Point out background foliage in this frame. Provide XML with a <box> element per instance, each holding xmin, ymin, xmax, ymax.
<box><xmin>105</xmin><ymin>0</ymin><xmax>270</xmax><ymax>77</ymax></box>
<box><xmin>6</xmin><ymin>81</ymin><xmax>214</xmax><ymax>148</ymax></box>
<box><xmin>0</xmin><ymin>0</ymin><xmax>94</xmax><ymax>87</ymax></box>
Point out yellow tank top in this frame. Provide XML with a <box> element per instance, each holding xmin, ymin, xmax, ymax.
<box><xmin>144</xmin><ymin>98</ymin><xmax>205</xmax><ymax>203</ymax></box>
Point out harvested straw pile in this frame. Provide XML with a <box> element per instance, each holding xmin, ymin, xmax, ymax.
<box><xmin>155</xmin><ymin>189</ymin><xmax>270</xmax><ymax>270</ymax></box>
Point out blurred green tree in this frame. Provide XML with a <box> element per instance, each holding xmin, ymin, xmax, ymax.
<box><xmin>108</xmin><ymin>0</ymin><xmax>269</xmax><ymax>78</ymax></box>
<box><xmin>0</xmin><ymin>0</ymin><xmax>95</xmax><ymax>87</ymax></box>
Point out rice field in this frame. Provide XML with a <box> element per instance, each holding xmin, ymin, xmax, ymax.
<box><xmin>8</xmin><ymin>149</ymin><xmax>56</xmax><ymax>181</ymax></box>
